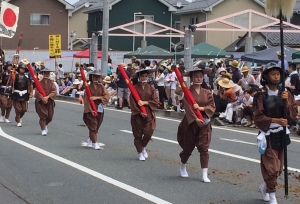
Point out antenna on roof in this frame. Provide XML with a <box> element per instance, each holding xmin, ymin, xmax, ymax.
<box><xmin>176</xmin><ymin>1</ymin><xmax>182</xmax><ymax>8</ymax></box>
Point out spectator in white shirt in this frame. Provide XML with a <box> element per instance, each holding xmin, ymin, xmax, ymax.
<box><xmin>241</xmin><ymin>66</ymin><xmax>255</xmax><ymax>90</ymax></box>
<box><xmin>242</xmin><ymin>90</ymin><xmax>255</xmax><ymax>127</ymax></box>
<box><xmin>155</xmin><ymin>68</ymin><xmax>165</xmax><ymax>109</ymax></box>
<box><xmin>56</xmin><ymin>63</ymin><xmax>64</xmax><ymax>81</ymax></box>
<box><xmin>164</xmin><ymin>65</ymin><xmax>177</xmax><ymax>110</ymax></box>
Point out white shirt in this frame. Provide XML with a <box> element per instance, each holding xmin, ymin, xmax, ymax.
<box><xmin>243</xmin><ymin>96</ymin><xmax>253</xmax><ymax>105</ymax></box>
<box><xmin>155</xmin><ymin>73</ymin><xmax>165</xmax><ymax>86</ymax></box>
<box><xmin>54</xmin><ymin>82</ymin><xmax>59</xmax><ymax>94</ymax></box>
<box><xmin>56</xmin><ymin>67</ymin><xmax>64</xmax><ymax>78</ymax></box>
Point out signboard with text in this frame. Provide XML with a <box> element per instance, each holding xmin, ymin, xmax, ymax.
<box><xmin>49</xmin><ymin>34</ymin><xmax>61</xmax><ymax>58</ymax></box>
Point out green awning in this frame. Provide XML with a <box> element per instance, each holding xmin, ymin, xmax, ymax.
<box><xmin>176</xmin><ymin>42</ymin><xmax>232</xmax><ymax>59</ymax></box>
<box><xmin>124</xmin><ymin>45</ymin><xmax>173</xmax><ymax>59</ymax></box>
<box><xmin>292</xmin><ymin>50</ymin><xmax>300</xmax><ymax>59</ymax></box>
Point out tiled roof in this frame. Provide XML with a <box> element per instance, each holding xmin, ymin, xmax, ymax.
<box><xmin>83</xmin><ymin>0</ymin><xmax>189</xmax><ymax>13</ymax></box>
<box><xmin>176</xmin><ymin>0</ymin><xmax>300</xmax><ymax>15</ymax></box>
<box><xmin>260</xmin><ymin>25</ymin><xmax>300</xmax><ymax>45</ymax></box>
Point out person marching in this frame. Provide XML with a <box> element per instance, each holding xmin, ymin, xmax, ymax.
<box><xmin>130</xmin><ymin>68</ymin><xmax>159</xmax><ymax>161</ymax></box>
<box><xmin>253</xmin><ymin>63</ymin><xmax>297</xmax><ymax>204</ymax></box>
<box><xmin>177</xmin><ymin>62</ymin><xmax>215</xmax><ymax>182</ymax></box>
<box><xmin>83</xmin><ymin>70</ymin><xmax>109</xmax><ymax>150</ymax></box>
<box><xmin>0</xmin><ymin>61</ymin><xmax>14</xmax><ymax>123</ymax></box>
<box><xmin>35</xmin><ymin>67</ymin><xmax>57</xmax><ymax>136</ymax></box>
<box><xmin>11</xmin><ymin>62</ymin><xmax>33</xmax><ymax>127</ymax></box>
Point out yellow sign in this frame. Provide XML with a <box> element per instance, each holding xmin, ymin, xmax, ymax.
<box><xmin>49</xmin><ymin>34</ymin><xmax>61</xmax><ymax>58</ymax></box>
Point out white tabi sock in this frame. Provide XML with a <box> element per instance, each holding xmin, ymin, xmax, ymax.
<box><xmin>142</xmin><ymin>147</ymin><xmax>148</xmax><ymax>158</ymax></box>
<box><xmin>180</xmin><ymin>163</ymin><xmax>188</xmax><ymax>177</ymax></box>
<box><xmin>269</xmin><ymin>192</ymin><xmax>277</xmax><ymax>204</ymax></box>
<box><xmin>201</xmin><ymin>168</ymin><xmax>210</xmax><ymax>183</ymax></box>
<box><xmin>259</xmin><ymin>181</ymin><xmax>270</xmax><ymax>201</ymax></box>
<box><xmin>138</xmin><ymin>153</ymin><xmax>145</xmax><ymax>161</ymax></box>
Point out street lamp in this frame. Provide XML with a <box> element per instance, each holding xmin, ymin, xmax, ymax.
<box><xmin>133</xmin><ymin>12</ymin><xmax>142</xmax><ymax>51</ymax></box>
<box><xmin>70</xmin><ymin>31</ymin><xmax>77</xmax><ymax>50</ymax></box>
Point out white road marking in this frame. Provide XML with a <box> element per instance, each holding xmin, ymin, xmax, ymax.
<box><xmin>0</xmin><ymin>127</ymin><xmax>172</xmax><ymax>204</ymax></box>
<box><xmin>219</xmin><ymin>138</ymin><xmax>257</xmax><ymax>145</ymax></box>
<box><xmin>120</xmin><ymin>130</ymin><xmax>300</xmax><ymax>172</ymax></box>
<box><xmin>55</xmin><ymin>100</ymin><xmax>300</xmax><ymax>143</ymax></box>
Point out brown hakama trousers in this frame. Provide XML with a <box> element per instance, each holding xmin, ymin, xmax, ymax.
<box><xmin>177</xmin><ymin>116</ymin><xmax>212</xmax><ymax>168</ymax></box>
<box><xmin>261</xmin><ymin>137</ymin><xmax>284</xmax><ymax>193</ymax></box>
<box><xmin>13</xmin><ymin>101</ymin><xmax>28</xmax><ymax>123</ymax></box>
<box><xmin>0</xmin><ymin>94</ymin><xmax>12</xmax><ymax>118</ymax></box>
<box><xmin>131</xmin><ymin>112</ymin><xmax>156</xmax><ymax>153</ymax></box>
<box><xmin>83</xmin><ymin>112</ymin><xmax>104</xmax><ymax>143</ymax></box>
<box><xmin>35</xmin><ymin>100</ymin><xmax>55</xmax><ymax>130</ymax></box>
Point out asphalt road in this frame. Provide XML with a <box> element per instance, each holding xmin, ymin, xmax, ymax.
<box><xmin>0</xmin><ymin>99</ymin><xmax>300</xmax><ymax>204</ymax></box>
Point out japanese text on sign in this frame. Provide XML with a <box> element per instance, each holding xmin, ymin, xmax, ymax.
<box><xmin>49</xmin><ymin>34</ymin><xmax>61</xmax><ymax>58</ymax></box>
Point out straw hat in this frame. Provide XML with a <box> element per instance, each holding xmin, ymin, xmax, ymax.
<box><xmin>241</xmin><ymin>66</ymin><xmax>250</xmax><ymax>73</ymax></box>
<box><xmin>73</xmin><ymin>79</ymin><xmax>81</xmax><ymax>85</ymax></box>
<box><xmin>277</xmin><ymin>51</ymin><xmax>286</xmax><ymax>57</ymax></box>
<box><xmin>103</xmin><ymin>76</ymin><xmax>111</xmax><ymax>84</ymax></box>
<box><xmin>230</xmin><ymin>60</ymin><xmax>239</xmax><ymax>68</ymax></box>
<box><xmin>232</xmin><ymin>84</ymin><xmax>242</xmax><ymax>93</ymax></box>
<box><xmin>218</xmin><ymin>78</ymin><xmax>232</xmax><ymax>88</ymax></box>
<box><xmin>182</xmin><ymin>62</ymin><xmax>212</xmax><ymax>77</ymax></box>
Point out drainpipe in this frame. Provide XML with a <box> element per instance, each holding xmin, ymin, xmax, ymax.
<box><xmin>170</xmin><ymin>12</ymin><xmax>172</xmax><ymax>52</ymax></box>
<box><xmin>68</xmin><ymin>11</ymin><xmax>71</xmax><ymax>50</ymax></box>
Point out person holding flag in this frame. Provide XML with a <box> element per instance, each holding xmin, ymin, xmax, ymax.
<box><xmin>34</xmin><ymin>67</ymin><xmax>57</xmax><ymax>136</ymax></box>
<box><xmin>129</xmin><ymin>67</ymin><xmax>159</xmax><ymax>161</ymax></box>
<box><xmin>83</xmin><ymin>70</ymin><xmax>109</xmax><ymax>150</ymax></box>
<box><xmin>177</xmin><ymin>62</ymin><xmax>215</xmax><ymax>182</ymax></box>
<box><xmin>253</xmin><ymin>63</ymin><xmax>297</xmax><ymax>203</ymax></box>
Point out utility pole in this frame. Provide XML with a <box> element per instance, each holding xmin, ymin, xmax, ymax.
<box><xmin>184</xmin><ymin>28</ymin><xmax>193</xmax><ymax>71</ymax></box>
<box><xmin>90</xmin><ymin>33</ymin><xmax>98</xmax><ymax>69</ymax></box>
<box><xmin>101</xmin><ymin>0</ymin><xmax>109</xmax><ymax>74</ymax></box>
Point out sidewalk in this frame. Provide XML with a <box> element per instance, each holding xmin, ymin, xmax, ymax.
<box><xmin>55</xmin><ymin>95</ymin><xmax>299</xmax><ymax>137</ymax></box>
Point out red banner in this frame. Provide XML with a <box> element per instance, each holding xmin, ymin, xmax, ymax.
<box><xmin>174</xmin><ymin>68</ymin><xmax>204</xmax><ymax>121</ymax></box>
<box><xmin>80</xmin><ymin>68</ymin><xmax>98</xmax><ymax>116</ymax></box>
<box><xmin>25</xmin><ymin>61</ymin><xmax>46</xmax><ymax>97</ymax></box>
<box><xmin>118</xmin><ymin>65</ymin><xmax>147</xmax><ymax>116</ymax></box>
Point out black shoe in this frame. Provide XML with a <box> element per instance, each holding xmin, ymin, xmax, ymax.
<box><xmin>128</xmin><ymin>106</ymin><xmax>130</xmax><ymax>109</ymax></box>
<box><xmin>116</xmin><ymin>106</ymin><xmax>123</xmax><ymax>110</ymax></box>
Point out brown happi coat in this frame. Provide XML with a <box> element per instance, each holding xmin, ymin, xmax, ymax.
<box><xmin>35</xmin><ymin>78</ymin><xmax>57</xmax><ymax>130</ymax></box>
<box><xmin>130</xmin><ymin>83</ymin><xmax>159</xmax><ymax>153</ymax></box>
<box><xmin>177</xmin><ymin>87</ymin><xmax>215</xmax><ymax>168</ymax></box>
<box><xmin>83</xmin><ymin>83</ymin><xmax>109</xmax><ymax>143</ymax></box>
<box><xmin>253</xmin><ymin>91</ymin><xmax>297</xmax><ymax>193</ymax></box>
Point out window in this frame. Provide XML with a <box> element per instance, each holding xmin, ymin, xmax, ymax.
<box><xmin>135</xmin><ymin>15</ymin><xmax>154</xmax><ymax>21</ymax></box>
<box><xmin>190</xmin><ymin>17</ymin><xmax>198</xmax><ymax>25</ymax></box>
<box><xmin>30</xmin><ymin>14</ymin><xmax>50</xmax><ymax>25</ymax></box>
<box><xmin>173</xmin><ymin>21</ymin><xmax>181</xmax><ymax>30</ymax></box>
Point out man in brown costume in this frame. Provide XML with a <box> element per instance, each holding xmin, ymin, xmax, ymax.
<box><xmin>253</xmin><ymin>63</ymin><xmax>297</xmax><ymax>204</ymax></box>
<box><xmin>130</xmin><ymin>68</ymin><xmax>159</xmax><ymax>161</ymax></box>
<box><xmin>34</xmin><ymin>68</ymin><xmax>57</xmax><ymax>136</ymax></box>
<box><xmin>0</xmin><ymin>61</ymin><xmax>13</xmax><ymax>123</ymax></box>
<box><xmin>177</xmin><ymin>62</ymin><xmax>215</xmax><ymax>182</ymax></box>
<box><xmin>83</xmin><ymin>70</ymin><xmax>109</xmax><ymax>150</ymax></box>
<box><xmin>11</xmin><ymin>61</ymin><xmax>32</xmax><ymax>127</ymax></box>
